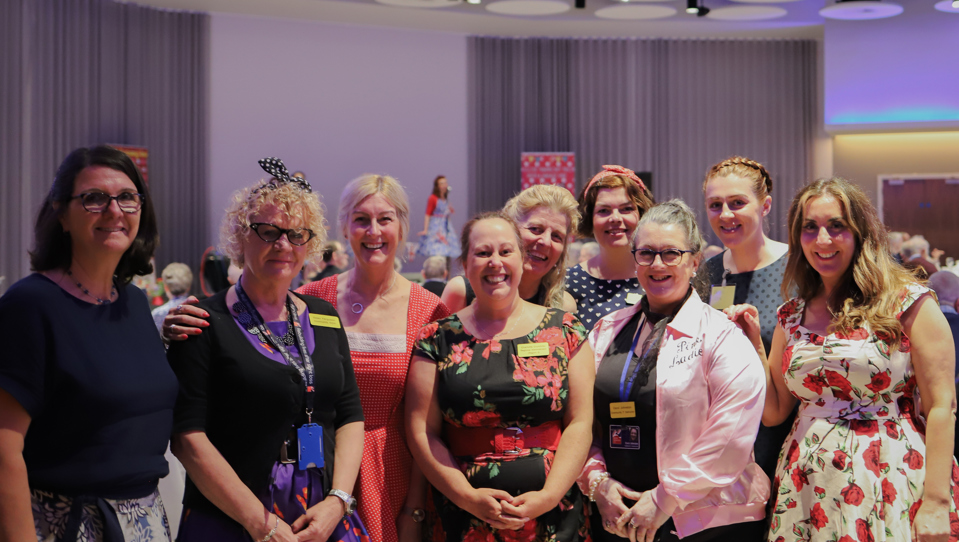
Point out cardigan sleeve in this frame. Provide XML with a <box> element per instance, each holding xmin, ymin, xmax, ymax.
<box><xmin>425</xmin><ymin>194</ymin><xmax>438</xmax><ymax>217</ymax></box>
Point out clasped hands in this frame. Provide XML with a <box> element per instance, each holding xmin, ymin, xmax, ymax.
<box><xmin>465</xmin><ymin>488</ymin><xmax>556</xmax><ymax>531</ymax></box>
<box><xmin>595</xmin><ymin>477</ymin><xmax>669</xmax><ymax>542</ymax></box>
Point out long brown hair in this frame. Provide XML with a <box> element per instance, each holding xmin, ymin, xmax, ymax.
<box><xmin>782</xmin><ymin>178</ymin><xmax>919</xmax><ymax>349</ymax></box>
<box><xmin>432</xmin><ymin>175</ymin><xmax>447</xmax><ymax>199</ymax></box>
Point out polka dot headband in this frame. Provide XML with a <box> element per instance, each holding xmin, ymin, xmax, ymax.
<box><xmin>255</xmin><ymin>157</ymin><xmax>312</xmax><ymax>193</ymax></box>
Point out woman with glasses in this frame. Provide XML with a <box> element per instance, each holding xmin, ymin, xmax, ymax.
<box><xmin>0</xmin><ymin>145</ymin><xmax>177</xmax><ymax>541</ymax></box>
<box><xmin>577</xmin><ymin>200</ymin><xmax>768</xmax><ymax>542</ymax></box>
<box><xmin>167</xmin><ymin>159</ymin><xmax>368</xmax><ymax>542</ymax></box>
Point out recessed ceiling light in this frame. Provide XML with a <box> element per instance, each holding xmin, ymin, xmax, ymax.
<box><xmin>934</xmin><ymin>0</ymin><xmax>959</xmax><ymax>12</ymax></box>
<box><xmin>707</xmin><ymin>5</ymin><xmax>787</xmax><ymax>20</ymax></box>
<box><xmin>595</xmin><ymin>4</ymin><xmax>676</xmax><ymax>18</ymax></box>
<box><xmin>486</xmin><ymin>0</ymin><xmax>570</xmax><ymax>15</ymax></box>
<box><xmin>729</xmin><ymin>0</ymin><xmax>798</xmax><ymax>3</ymax></box>
<box><xmin>375</xmin><ymin>0</ymin><xmax>461</xmax><ymax>7</ymax></box>
<box><xmin>819</xmin><ymin>1</ymin><xmax>903</xmax><ymax>20</ymax></box>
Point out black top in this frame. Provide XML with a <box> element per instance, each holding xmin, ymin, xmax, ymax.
<box><xmin>463</xmin><ymin>280</ymin><xmax>547</xmax><ymax>307</ymax></box>
<box><xmin>593</xmin><ymin>312</ymin><xmax>659</xmax><ymax>493</ymax></box>
<box><xmin>316</xmin><ymin>265</ymin><xmax>343</xmax><ymax>282</ymax></box>
<box><xmin>167</xmin><ymin>290</ymin><xmax>363</xmax><ymax>517</ymax></box>
<box><xmin>565</xmin><ymin>264</ymin><xmax>642</xmax><ymax>331</ymax></box>
<box><xmin>0</xmin><ymin>274</ymin><xmax>177</xmax><ymax>499</ymax></box>
<box><xmin>422</xmin><ymin>279</ymin><xmax>447</xmax><ymax>298</ymax></box>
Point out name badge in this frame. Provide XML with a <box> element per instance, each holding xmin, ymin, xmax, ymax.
<box><xmin>609</xmin><ymin>401</ymin><xmax>636</xmax><ymax>419</ymax></box>
<box><xmin>517</xmin><ymin>342</ymin><xmax>550</xmax><ymax>357</ymax></box>
<box><xmin>309</xmin><ymin>314</ymin><xmax>341</xmax><ymax>328</ymax></box>
<box><xmin>298</xmin><ymin>423</ymin><xmax>324</xmax><ymax>470</ymax></box>
<box><xmin>625</xmin><ymin>292</ymin><xmax>641</xmax><ymax>305</ymax></box>
<box><xmin>709</xmin><ymin>285</ymin><xmax>736</xmax><ymax>310</ymax></box>
<box><xmin>610</xmin><ymin>424</ymin><xmax>640</xmax><ymax>450</ymax></box>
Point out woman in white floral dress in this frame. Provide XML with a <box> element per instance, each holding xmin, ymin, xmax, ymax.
<box><xmin>728</xmin><ymin>177</ymin><xmax>958</xmax><ymax>542</ymax></box>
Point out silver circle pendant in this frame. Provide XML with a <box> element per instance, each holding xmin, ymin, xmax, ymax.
<box><xmin>351</xmin><ymin>302</ymin><xmax>364</xmax><ymax>314</ymax></box>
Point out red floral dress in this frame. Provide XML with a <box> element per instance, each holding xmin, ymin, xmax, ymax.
<box><xmin>413</xmin><ymin>308</ymin><xmax>591</xmax><ymax>542</ymax></box>
<box><xmin>768</xmin><ymin>284</ymin><xmax>959</xmax><ymax>542</ymax></box>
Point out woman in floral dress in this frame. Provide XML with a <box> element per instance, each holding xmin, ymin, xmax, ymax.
<box><xmin>406</xmin><ymin>212</ymin><xmax>595</xmax><ymax>542</ymax></box>
<box><xmin>417</xmin><ymin>175</ymin><xmax>460</xmax><ymax>262</ymax></box>
<box><xmin>728</xmin><ymin>177</ymin><xmax>958</xmax><ymax>541</ymax></box>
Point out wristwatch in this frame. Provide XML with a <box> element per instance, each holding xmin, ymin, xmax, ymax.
<box><xmin>329</xmin><ymin>489</ymin><xmax>357</xmax><ymax>516</ymax></box>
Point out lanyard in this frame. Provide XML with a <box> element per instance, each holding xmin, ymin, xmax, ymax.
<box><xmin>618</xmin><ymin>314</ymin><xmax>651</xmax><ymax>402</ymax></box>
<box><xmin>234</xmin><ymin>280</ymin><xmax>315</xmax><ymax>420</ymax></box>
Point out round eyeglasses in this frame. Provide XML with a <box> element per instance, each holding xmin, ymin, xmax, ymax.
<box><xmin>631</xmin><ymin>248</ymin><xmax>694</xmax><ymax>266</ymax></box>
<box><xmin>72</xmin><ymin>192</ymin><xmax>143</xmax><ymax>213</ymax></box>
<box><xmin>249</xmin><ymin>222</ymin><xmax>315</xmax><ymax>246</ymax></box>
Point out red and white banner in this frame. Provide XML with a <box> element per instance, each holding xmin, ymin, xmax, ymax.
<box><xmin>521</xmin><ymin>152</ymin><xmax>575</xmax><ymax>193</ymax></box>
<box><xmin>111</xmin><ymin>144</ymin><xmax>149</xmax><ymax>185</ymax></box>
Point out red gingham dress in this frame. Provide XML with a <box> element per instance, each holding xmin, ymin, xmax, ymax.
<box><xmin>297</xmin><ymin>276</ymin><xmax>450</xmax><ymax>542</ymax></box>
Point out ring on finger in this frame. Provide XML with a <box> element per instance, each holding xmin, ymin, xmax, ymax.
<box><xmin>604</xmin><ymin>520</ymin><xmax>613</xmax><ymax>529</ymax></box>
<box><xmin>629</xmin><ymin>519</ymin><xmax>637</xmax><ymax>528</ymax></box>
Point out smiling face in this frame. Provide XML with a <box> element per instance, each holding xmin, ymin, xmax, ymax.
<box><xmin>634</xmin><ymin>222</ymin><xmax>700</xmax><ymax>314</ymax></box>
<box><xmin>348</xmin><ymin>193</ymin><xmax>401</xmax><ymax>269</ymax></box>
<box><xmin>517</xmin><ymin>206</ymin><xmax>568</xmax><ymax>281</ymax></box>
<box><xmin>799</xmin><ymin>195</ymin><xmax>857</xmax><ymax>291</ymax></box>
<box><xmin>704</xmin><ymin>173</ymin><xmax>770</xmax><ymax>249</ymax></box>
<box><xmin>592</xmin><ymin>187</ymin><xmax>639</xmax><ymax>250</ymax></box>
<box><xmin>242</xmin><ymin>204</ymin><xmax>309</xmax><ymax>287</ymax></box>
<box><xmin>59</xmin><ymin>165</ymin><xmax>141</xmax><ymax>259</ymax></box>
<box><xmin>465</xmin><ymin>218</ymin><xmax>524</xmax><ymax>302</ymax></box>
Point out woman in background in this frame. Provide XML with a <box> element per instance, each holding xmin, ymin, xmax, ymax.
<box><xmin>417</xmin><ymin>175</ymin><xmax>460</xmax><ymax>265</ymax></box>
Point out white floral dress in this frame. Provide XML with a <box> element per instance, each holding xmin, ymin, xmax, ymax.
<box><xmin>768</xmin><ymin>285</ymin><xmax>959</xmax><ymax>542</ymax></box>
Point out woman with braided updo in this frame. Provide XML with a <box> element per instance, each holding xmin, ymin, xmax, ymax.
<box><xmin>700</xmin><ymin>157</ymin><xmax>792</xmax><ymax>530</ymax></box>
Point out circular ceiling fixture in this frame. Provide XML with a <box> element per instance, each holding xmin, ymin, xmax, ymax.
<box><xmin>706</xmin><ymin>5</ymin><xmax>787</xmax><ymax>20</ymax></box>
<box><xmin>595</xmin><ymin>4</ymin><xmax>676</xmax><ymax>18</ymax></box>
<box><xmin>934</xmin><ymin>0</ymin><xmax>959</xmax><ymax>13</ymax></box>
<box><xmin>728</xmin><ymin>0</ymin><xmax>800</xmax><ymax>3</ymax></box>
<box><xmin>486</xmin><ymin>0</ymin><xmax>570</xmax><ymax>14</ymax></box>
<box><xmin>375</xmin><ymin>0</ymin><xmax>461</xmax><ymax>7</ymax></box>
<box><xmin>819</xmin><ymin>1</ymin><xmax>903</xmax><ymax>20</ymax></box>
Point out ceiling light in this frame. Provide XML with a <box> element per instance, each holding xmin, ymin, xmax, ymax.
<box><xmin>819</xmin><ymin>0</ymin><xmax>903</xmax><ymax>20</ymax></box>
<box><xmin>707</xmin><ymin>5</ymin><xmax>787</xmax><ymax>19</ymax></box>
<box><xmin>467</xmin><ymin>0</ymin><xmax>480</xmax><ymax>4</ymax></box>
<box><xmin>934</xmin><ymin>0</ymin><xmax>959</xmax><ymax>12</ymax></box>
<box><xmin>595</xmin><ymin>4</ymin><xmax>676</xmax><ymax>18</ymax></box>
<box><xmin>486</xmin><ymin>0</ymin><xmax>571</xmax><ymax>14</ymax></box>
<box><xmin>686</xmin><ymin>0</ymin><xmax>709</xmax><ymax>16</ymax></box>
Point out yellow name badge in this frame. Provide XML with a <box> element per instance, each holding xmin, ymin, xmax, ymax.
<box><xmin>309</xmin><ymin>314</ymin><xmax>341</xmax><ymax>328</ymax></box>
<box><xmin>709</xmin><ymin>285</ymin><xmax>736</xmax><ymax>310</ymax></box>
<box><xmin>625</xmin><ymin>292</ymin><xmax>641</xmax><ymax>305</ymax></box>
<box><xmin>610</xmin><ymin>402</ymin><xmax>636</xmax><ymax>419</ymax></box>
<box><xmin>516</xmin><ymin>342</ymin><xmax>550</xmax><ymax>357</ymax></box>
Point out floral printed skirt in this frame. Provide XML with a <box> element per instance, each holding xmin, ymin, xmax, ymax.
<box><xmin>32</xmin><ymin>487</ymin><xmax>170</xmax><ymax>542</ymax></box>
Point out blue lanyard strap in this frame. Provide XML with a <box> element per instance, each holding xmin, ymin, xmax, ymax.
<box><xmin>234</xmin><ymin>280</ymin><xmax>315</xmax><ymax>416</ymax></box>
<box><xmin>618</xmin><ymin>314</ymin><xmax>649</xmax><ymax>402</ymax></box>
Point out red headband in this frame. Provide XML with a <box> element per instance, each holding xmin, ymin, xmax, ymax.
<box><xmin>584</xmin><ymin>165</ymin><xmax>647</xmax><ymax>194</ymax></box>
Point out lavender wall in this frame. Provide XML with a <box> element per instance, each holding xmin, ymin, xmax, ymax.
<box><xmin>208</xmin><ymin>14</ymin><xmax>468</xmax><ymax>270</ymax></box>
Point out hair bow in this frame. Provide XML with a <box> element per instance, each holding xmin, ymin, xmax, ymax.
<box><xmin>584</xmin><ymin>164</ymin><xmax>647</xmax><ymax>194</ymax></box>
<box><xmin>255</xmin><ymin>157</ymin><xmax>312</xmax><ymax>193</ymax></box>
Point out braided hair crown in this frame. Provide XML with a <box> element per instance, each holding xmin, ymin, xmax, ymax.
<box><xmin>703</xmin><ymin>156</ymin><xmax>772</xmax><ymax>200</ymax></box>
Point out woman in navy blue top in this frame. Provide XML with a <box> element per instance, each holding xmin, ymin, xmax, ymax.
<box><xmin>0</xmin><ymin>145</ymin><xmax>178</xmax><ymax>541</ymax></box>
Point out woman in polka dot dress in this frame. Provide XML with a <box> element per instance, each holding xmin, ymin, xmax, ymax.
<box><xmin>565</xmin><ymin>166</ymin><xmax>654</xmax><ymax>331</ymax></box>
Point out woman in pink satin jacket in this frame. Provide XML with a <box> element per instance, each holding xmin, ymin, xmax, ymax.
<box><xmin>576</xmin><ymin>200</ymin><xmax>769</xmax><ymax>542</ymax></box>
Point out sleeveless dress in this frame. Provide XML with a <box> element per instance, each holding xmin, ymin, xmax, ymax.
<box><xmin>412</xmin><ymin>308</ymin><xmax>591</xmax><ymax>542</ymax></box>
<box><xmin>417</xmin><ymin>196</ymin><xmax>460</xmax><ymax>258</ymax></box>
<box><xmin>296</xmin><ymin>277</ymin><xmax>450</xmax><ymax>542</ymax></box>
<box><xmin>767</xmin><ymin>284</ymin><xmax>959</xmax><ymax>541</ymax></box>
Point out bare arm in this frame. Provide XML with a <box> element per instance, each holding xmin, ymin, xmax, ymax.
<box><xmin>397</xmin><ymin>459</ymin><xmax>428</xmax><ymax>542</ymax></box>
<box><xmin>903</xmin><ymin>294</ymin><xmax>956</xmax><ymax>541</ymax></box>
<box><xmin>0</xmin><ymin>389</ymin><xmax>33</xmax><ymax>542</ymax></box>
<box><xmin>440</xmin><ymin>277</ymin><xmax>469</xmax><ymax>314</ymax></box>
<box><xmin>419</xmin><ymin>215</ymin><xmax>431</xmax><ymax>237</ymax></box>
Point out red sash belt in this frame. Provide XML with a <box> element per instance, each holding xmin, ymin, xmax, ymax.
<box><xmin>444</xmin><ymin>420</ymin><xmax>563</xmax><ymax>456</ymax></box>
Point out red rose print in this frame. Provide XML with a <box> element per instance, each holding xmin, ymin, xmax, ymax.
<box><xmin>774</xmin><ymin>537</ymin><xmax>785</xmax><ymax>542</ymax></box>
<box><xmin>884</xmin><ymin>420</ymin><xmax>899</xmax><ymax>439</ymax></box>
<box><xmin>900</xmin><ymin>332</ymin><xmax>911</xmax><ymax>353</ymax></box>
<box><xmin>837</xmin><ymin>537</ymin><xmax>855</xmax><ymax>542</ymax></box>
<box><xmin>417</xmin><ymin>322</ymin><xmax>439</xmax><ymax>341</ymax></box>
<box><xmin>840</xmin><ymin>483</ymin><xmax>865</xmax><ymax>505</ymax></box>
<box><xmin>462</xmin><ymin>410</ymin><xmax>501</xmax><ymax>427</ymax></box>
<box><xmin>814</xmin><ymin>486</ymin><xmax>825</xmax><ymax>495</ymax></box>
<box><xmin>881</xmin><ymin>478</ymin><xmax>897</xmax><ymax>505</ymax></box>
<box><xmin>533</xmin><ymin>327</ymin><xmax>563</xmax><ymax>348</ymax></box>
<box><xmin>903</xmin><ymin>448</ymin><xmax>924</xmax><ymax>470</ymax></box>
<box><xmin>803</xmin><ymin>373</ymin><xmax>828</xmax><ymax>395</ymax></box>
<box><xmin>809</xmin><ymin>502</ymin><xmax>828</xmax><ymax>530</ymax></box>
<box><xmin>897</xmin><ymin>395</ymin><xmax>922</xmax><ymax>433</ymax></box>
<box><xmin>909</xmin><ymin>499</ymin><xmax>922</xmax><ymax>524</ymax></box>
<box><xmin>950</xmin><ymin>512</ymin><xmax>959</xmax><ymax>539</ymax></box>
<box><xmin>856</xmin><ymin>518</ymin><xmax>874</xmax><ymax>542</ymax></box>
<box><xmin>815</xmin><ymin>398</ymin><xmax>826</xmax><ymax>407</ymax></box>
<box><xmin>782</xmin><ymin>346</ymin><xmax>795</xmax><ymax>375</ymax></box>
<box><xmin>824</xmin><ymin>370</ymin><xmax>854</xmax><ymax>401</ymax></box>
<box><xmin>786</xmin><ymin>500</ymin><xmax>797</xmax><ymax>509</ymax></box>
<box><xmin>849</xmin><ymin>420</ymin><xmax>878</xmax><ymax>437</ymax></box>
<box><xmin>791</xmin><ymin>467</ymin><xmax>808</xmax><ymax>492</ymax></box>
<box><xmin>451</xmin><ymin>342</ymin><xmax>474</xmax><ymax>366</ymax></box>
<box><xmin>832</xmin><ymin>449</ymin><xmax>848</xmax><ymax>470</ymax></box>
<box><xmin>865</xmin><ymin>371</ymin><xmax>891</xmax><ymax>394</ymax></box>
<box><xmin>498</xmin><ymin>517</ymin><xmax>538</xmax><ymax>542</ymax></box>
<box><xmin>953</xmin><ymin>463</ymin><xmax>959</xmax><ymax>483</ymax></box>
<box><xmin>863</xmin><ymin>440</ymin><xmax>882</xmax><ymax>477</ymax></box>
<box><xmin>786</xmin><ymin>440</ymin><xmax>800</xmax><ymax>468</ymax></box>
<box><xmin>811</xmin><ymin>333</ymin><xmax>825</xmax><ymax>346</ymax></box>
<box><xmin>836</xmin><ymin>327</ymin><xmax>869</xmax><ymax>341</ymax></box>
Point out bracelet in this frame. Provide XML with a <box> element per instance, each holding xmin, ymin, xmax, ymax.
<box><xmin>258</xmin><ymin>514</ymin><xmax>279</xmax><ymax>542</ymax></box>
<box><xmin>588</xmin><ymin>472</ymin><xmax>611</xmax><ymax>502</ymax></box>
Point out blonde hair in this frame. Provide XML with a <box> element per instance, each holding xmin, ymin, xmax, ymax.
<box><xmin>703</xmin><ymin>156</ymin><xmax>773</xmax><ymax>201</ymax></box>
<box><xmin>783</xmin><ymin>178</ymin><xmax>919</xmax><ymax>349</ymax></box>
<box><xmin>220</xmin><ymin>181</ymin><xmax>327</xmax><ymax>267</ymax></box>
<box><xmin>338</xmin><ymin>174</ymin><xmax>410</xmax><ymax>251</ymax></box>
<box><xmin>503</xmin><ymin>185</ymin><xmax>580</xmax><ymax>309</ymax></box>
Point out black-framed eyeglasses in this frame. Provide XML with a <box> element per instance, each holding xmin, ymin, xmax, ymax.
<box><xmin>249</xmin><ymin>222</ymin><xmax>315</xmax><ymax>246</ymax></box>
<box><xmin>72</xmin><ymin>192</ymin><xmax>143</xmax><ymax>213</ymax></box>
<box><xmin>632</xmin><ymin>248</ymin><xmax>695</xmax><ymax>266</ymax></box>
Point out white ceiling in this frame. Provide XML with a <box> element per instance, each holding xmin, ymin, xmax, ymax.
<box><xmin>132</xmin><ymin>0</ymin><xmax>831</xmax><ymax>38</ymax></box>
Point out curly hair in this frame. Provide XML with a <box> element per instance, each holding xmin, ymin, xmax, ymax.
<box><xmin>503</xmin><ymin>185</ymin><xmax>580</xmax><ymax>309</ymax></box>
<box><xmin>782</xmin><ymin>177</ymin><xmax>920</xmax><ymax>350</ymax></box>
<box><xmin>337</xmin><ymin>174</ymin><xmax>410</xmax><ymax>252</ymax></box>
<box><xmin>219</xmin><ymin>181</ymin><xmax>327</xmax><ymax>268</ymax></box>
<box><xmin>703</xmin><ymin>156</ymin><xmax>774</xmax><ymax>201</ymax></box>
<box><xmin>577</xmin><ymin>175</ymin><xmax>654</xmax><ymax>239</ymax></box>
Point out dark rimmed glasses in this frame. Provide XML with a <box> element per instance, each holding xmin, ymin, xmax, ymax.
<box><xmin>72</xmin><ymin>191</ymin><xmax>144</xmax><ymax>213</ymax></box>
<box><xmin>632</xmin><ymin>248</ymin><xmax>695</xmax><ymax>266</ymax></box>
<box><xmin>250</xmin><ymin>222</ymin><xmax>315</xmax><ymax>246</ymax></box>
